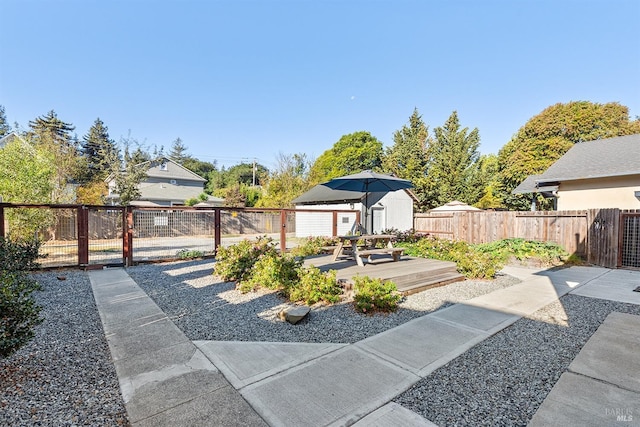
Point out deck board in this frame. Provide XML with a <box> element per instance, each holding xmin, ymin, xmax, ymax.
<box><xmin>302</xmin><ymin>254</ymin><xmax>464</xmax><ymax>294</ymax></box>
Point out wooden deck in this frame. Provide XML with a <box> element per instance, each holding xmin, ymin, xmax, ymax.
<box><xmin>302</xmin><ymin>254</ymin><xmax>464</xmax><ymax>295</ymax></box>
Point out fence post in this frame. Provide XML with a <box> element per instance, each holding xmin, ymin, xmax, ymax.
<box><xmin>0</xmin><ymin>204</ymin><xmax>4</xmax><ymax>238</ymax></box>
<box><xmin>280</xmin><ymin>209</ymin><xmax>287</xmax><ymax>252</ymax></box>
<box><xmin>214</xmin><ymin>208</ymin><xmax>221</xmax><ymax>255</ymax></box>
<box><xmin>332</xmin><ymin>211</ymin><xmax>338</xmax><ymax>237</ymax></box>
<box><xmin>123</xmin><ymin>206</ymin><xmax>134</xmax><ymax>267</ymax></box>
<box><xmin>78</xmin><ymin>206</ymin><xmax>89</xmax><ymax>266</ymax></box>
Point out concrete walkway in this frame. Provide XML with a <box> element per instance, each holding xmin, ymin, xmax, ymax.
<box><xmin>88</xmin><ymin>265</ymin><xmax>640</xmax><ymax>426</ymax></box>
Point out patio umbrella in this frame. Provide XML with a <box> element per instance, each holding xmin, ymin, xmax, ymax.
<box><xmin>321</xmin><ymin>170</ymin><xmax>413</xmax><ymax>232</ymax></box>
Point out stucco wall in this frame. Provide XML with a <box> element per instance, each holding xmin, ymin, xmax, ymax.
<box><xmin>557</xmin><ymin>175</ymin><xmax>640</xmax><ymax>210</ymax></box>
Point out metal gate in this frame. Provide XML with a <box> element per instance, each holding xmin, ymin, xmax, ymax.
<box><xmin>620</xmin><ymin>213</ymin><xmax>640</xmax><ymax>268</ymax></box>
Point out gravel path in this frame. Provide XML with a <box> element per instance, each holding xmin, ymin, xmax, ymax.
<box><xmin>0</xmin><ymin>270</ymin><xmax>129</xmax><ymax>427</ymax></box>
<box><xmin>127</xmin><ymin>259</ymin><xmax>521</xmax><ymax>344</ymax></box>
<box><xmin>395</xmin><ymin>294</ymin><xmax>640</xmax><ymax>426</ymax></box>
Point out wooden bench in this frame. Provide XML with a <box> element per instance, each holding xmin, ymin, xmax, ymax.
<box><xmin>356</xmin><ymin>247</ymin><xmax>406</xmax><ymax>265</ymax></box>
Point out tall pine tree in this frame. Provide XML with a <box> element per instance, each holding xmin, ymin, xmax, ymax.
<box><xmin>81</xmin><ymin>118</ymin><xmax>116</xmax><ymax>183</ymax></box>
<box><xmin>428</xmin><ymin>111</ymin><xmax>481</xmax><ymax>208</ymax></box>
<box><xmin>0</xmin><ymin>105</ymin><xmax>11</xmax><ymax>137</ymax></box>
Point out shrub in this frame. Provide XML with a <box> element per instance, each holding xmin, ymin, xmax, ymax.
<box><xmin>384</xmin><ymin>228</ymin><xmax>429</xmax><ymax>244</ymax></box>
<box><xmin>289</xmin><ymin>236</ymin><xmax>338</xmax><ymax>258</ymax></box>
<box><xmin>239</xmin><ymin>252</ymin><xmax>301</xmax><ymax>293</ymax></box>
<box><xmin>475</xmin><ymin>238</ymin><xmax>570</xmax><ymax>266</ymax></box>
<box><xmin>0</xmin><ymin>237</ymin><xmax>43</xmax><ymax>271</ymax></box>
<box><xmin>0</xmin><ymin>237</ymin><xmax>44</xmax><ymax>358</ymax></box>
<box><xmin>403</xmin><ymin>236</ymin><xmax>504</xmax><ymax>279</ymax></box>
<box><xmin>213</xmin><ymin>236</ymin><xmax>276</xmax><ymax>282</ymax></box>
<box><xmin>353</xmin><ymin>276</ymin><xmax>401</xmax><ymax>313</ymax></box>
<box><xmin>176</xmin><ymin>249</ymin><xmax>205</xmax><ymax>259</ymax></box>
<box><xmin>288</xmin><ymin>267</ymin><xmax>342</xmax><ymax>305</ymax></box>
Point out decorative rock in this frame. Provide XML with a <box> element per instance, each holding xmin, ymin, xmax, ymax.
<box><xmin>284</xmin><ymin>306</ymin><xmax>311</xmax><ymax>324</ymax></box>
<box><xmin>56</xmin><ymin>276</ymin><xmax>66</xmax><ymax>280</ymax></box>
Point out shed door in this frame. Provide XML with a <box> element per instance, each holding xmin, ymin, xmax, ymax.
<box><xmin>372</xmin><ymin>207</ymin><xmax>386</xmax><ymax>234</ymax></box>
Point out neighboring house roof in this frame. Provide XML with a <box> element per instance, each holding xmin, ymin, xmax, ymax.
<box><xmin>136</xmin><ymin>182</ymin><xmax>223</xmax><ymax>204</ymax></box>
<box><xmin>0</xmin><ymin>132</ymin><xmax>32</xmax><ymax>151</ymax></box>
<box><xmin>140</xmin><ymin>157</ymin><xmax>206</xmax><ymax>182</ymax></box>
<box><xmin>513</xmin><ymin>134</ymin><xmax>640</xmax><ymax>194</ymax></box>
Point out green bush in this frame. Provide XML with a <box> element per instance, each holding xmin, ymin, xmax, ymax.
<box><xmin>353</xmin><ymin>276</ymin><xmax>401</xmax><ymax>313</ymax></box>
<box><xmin>239</xmin><ymin>252</ymin><xmax>301</xmax><ymax>293</ymax></box>
<box><xmin>289</xmin><ymin>236</ymin><xmax>338</xmax><ymax>258</ymax></box>
<box><xmin>403</xmin><ymin>236</ymin><xmax>504</xmax><ymax>279</ymax></box>
<box><xmin>288</xmin><ymin>267</ymin><xmax>342</xmax><ymax>305</ymax></box>
<box><xmin>213</xmin><ymin>236</ymin><xmax>276</xmax><ymax>282</ymax></box>
<box><xmin>0</xmin><ymin>238</ymin><xmax>44</xmax><ymax>358</ymax></box>
<box><xmin>0</xmin><ymin>237</ymin><xmax>43</xmax><ymax>271</ymax></box>
<box><xmin>475</xmin><ymin>238</ymin><xmax>571</xmax><ymax>266</ymax></box>
<box><xmin>176</xmin><ymin>249</ymin><xmax>205</xmax><ymax>259</ymax></box>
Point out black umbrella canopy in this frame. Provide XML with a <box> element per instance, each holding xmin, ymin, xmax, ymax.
<box><xmin>321</xmin><ymin>170</ymin><xmax>413</xmax><ymax>233</ymax></box>
<box><xmin>321</xmin><ymin>170</ymin><xmax>413</xmax><ymax>192</ymax></box>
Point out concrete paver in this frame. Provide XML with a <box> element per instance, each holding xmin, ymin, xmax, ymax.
<box><xmin>352</xmin><ymin>402</ymin><xmax>437</xmax><ymax>427</ymax></box>
<box><xmin>356</xmin><ymin>315</ymin><xmax>486</xmax><ymax>376</ymax></box>
<box><xmin>571</xmin><ymin>268</ymin><xmax>640</xmax><ymax>305</ymax></box>
<box><xmin>195</xmin><ymin>340</ymin><xmax>346</xmax><ymax>389</ymax></box>
<box><xmin>241</xmin><ymin>346</ymin><xmax>420</xmax><ymax>427</ymax></box>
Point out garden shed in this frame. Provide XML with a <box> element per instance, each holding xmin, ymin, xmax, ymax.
<box><xmin>291</xmin><ymin>185</ymin><xmax>415</xmax><ymax>237</ymax></box>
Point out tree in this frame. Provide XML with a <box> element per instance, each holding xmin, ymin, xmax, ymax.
<box><xmin>257</xmin><ymin>153</ymin><xmax>312</xmax><ymax>208</ymax></box>
<box><xmin>0</xmin><ymin>105</ymin><xmax>11</xmax><ymax>137</ymax></box>
<box><xmin>0</xmin><ymin>136</ymin><xmax>54</xmax><ymax>237</ymax></box>
<box><xmin>383</xmin><ymin>108</ymin><xmax>433</xmax><ymax>209</ymax></box>
<box><xmin>309</xmin><ymin>131</ymin><xmax>383</xmax><ymax>184</ymax></box>
<box><xmin>427</xmin><ymin>111</ymin><xmax>481</xmax><ymax>208</ymax></box>
<box><xmin>383</xmin><ymin>108</ymin><xmax>431</xmax><ymax>180</ymax></box>
<box><xmin>474</xmin><ymin>154</ymin><xmax>502</xmax><ymax>209</ymax></box>
<box><xmin>497</xmin><ymin>101</ymin><xmax>640</xmax><ymax>210</ymax></box>
<box><xmin>106</xmin><ymin>136</ymin><xmax>149</xmax><ymax>205</ymax></box>
<box><xmin>28</xmin><ymin>110</ymin><xmax>81</xmax><ymax>202</ymax></box>
<box><xmin>80</xmin><ymin>118</ymin><xmax>117</xmax><ymax>183</ymax></box>
<box><xmin>169</xmin><ymin>137</ymin><xmax>190</xmax><ymax>164</ymax></box>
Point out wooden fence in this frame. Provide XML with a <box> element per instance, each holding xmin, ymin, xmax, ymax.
<box><xmin>414</xmin><ymin>209</ymin><xmax>640</xmax><ymax>269</ymax></box>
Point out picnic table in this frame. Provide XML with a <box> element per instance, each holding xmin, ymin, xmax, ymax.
<box><xmin>331</xmin><ymin>234</ymin><xmax>405</xmax><ymax>267</ymax></box>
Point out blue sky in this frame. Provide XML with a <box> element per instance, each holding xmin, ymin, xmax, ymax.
<box><xmin>1</xmin><ymin>0</ymin><xmax>639</xmax><ymax>170</ymax></box>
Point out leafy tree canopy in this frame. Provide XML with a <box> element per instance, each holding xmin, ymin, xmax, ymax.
<box><xmin>257</xmin><ymin>153</ymin><xmax>312</xmax><ymax>208</ymax></box>
<box><xmin>497</xmin><ymin>101</ymin><xmax>640</xmax><ymax>210</ymax></box>
<box><xmin>309</xmin><ymin>131</ymin><xmax>383</xmax><ymax>184</ymax></box>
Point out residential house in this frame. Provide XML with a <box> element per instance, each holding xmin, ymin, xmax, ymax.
<box><xmin>106</xmin><ymin>157</ymin><xmax>224</xmax><ymax>207</ymax></box>
<box><xmin>513</xmin><ymin>134</ymin><xmax>640</xmax><ymax>210</ymax></box>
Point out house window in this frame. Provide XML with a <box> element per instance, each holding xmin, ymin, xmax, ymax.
<box><xmin>342</xmin><ymin>216</ymin><xmax>350</xmax><ymax>224</ymax></box>
<box><xmin>160</xmin><ymin>162</ymin><xmax>168</xmax><ymax>171</ymax></box>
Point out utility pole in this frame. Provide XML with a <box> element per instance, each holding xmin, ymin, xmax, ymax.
<box><xmin>252</xmin><ymin>158</ymin><xmax>256</xmax><ymax>187</ymax></box>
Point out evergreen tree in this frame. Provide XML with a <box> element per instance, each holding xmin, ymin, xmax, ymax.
<box><xmin>168</xmin><ymin>137</ymin><xmax>190</xmax><ymax>164</ymax></box>
<box><xmin>0</xmin><ymin>105</ymin><xmax>11</xmax><ymax>137</ymax></box>
<box><xmin>81</xmin><ymin>118</ymin><xmax>117</xmax><ymax>182</ymax></box>
<box><xmin>28</xmin><ymin>110</ymin><xmax>80</xmax><ymax>202</ymax></box>
<box><xmin>428</xmin><ymin>111</ymin><xmax>481</xmax><ymax>208</ymax></box>
<box><xmin>383</xmin><ymin>108</ymin><xmax>432</xmax><ymax>209</ymax></box>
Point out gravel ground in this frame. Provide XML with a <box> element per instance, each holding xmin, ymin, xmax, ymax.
<box><xmin>126</xmin><ymin>259</ymin><xmax>521</xmax><ymax>344</ymax></box>
<box><xmin>0</xmin><ymin>270</ymin><xmax>129</xmax><ymax>427</ymax></box>
<box><xmin>394</xmin><ymin>294</ymin><xmax>640</xmax><ymax>427</ymax></box>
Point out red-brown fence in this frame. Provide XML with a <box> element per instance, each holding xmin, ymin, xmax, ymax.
<box><xmin>0</xmin><ymin>204</ymin><xmax>358</xmax><ymax>268</ymax></box>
